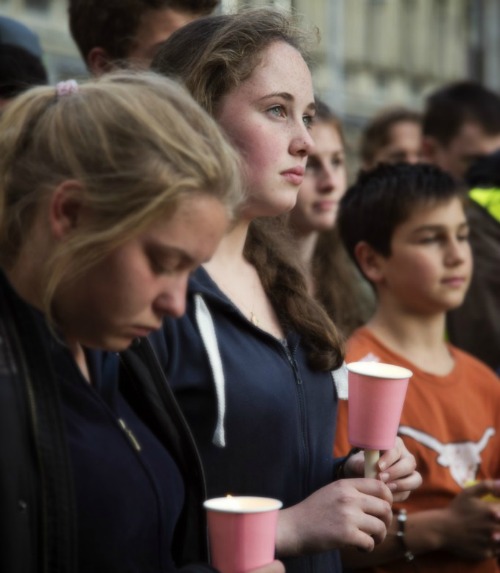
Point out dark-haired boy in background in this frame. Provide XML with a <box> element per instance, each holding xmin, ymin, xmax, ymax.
<box><xmin>68</xmin><ymin>0</ymin><xmax>219</xmax><ymax>74</ymax></box>
<box><xmin>334</xmin><ymin>163</ymin><xmax>500</xmax><ymax>573</ymax></box>
<box><xmin>422</xmin><ymin>80</ymin><xmax>500</xmax><ymax>181</ymax></box>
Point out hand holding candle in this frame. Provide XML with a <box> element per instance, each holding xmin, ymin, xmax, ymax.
<box><xmin>203</xmin><ymin>496</ymin><xmax>282</xmax><ymax>573</ymax></box>
<box><xmin>346</xmin><ymin>362</ymin><xmax>412</xmax><ymax>477</ymax></box>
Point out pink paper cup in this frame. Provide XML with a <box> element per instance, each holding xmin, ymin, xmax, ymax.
<box><xmin>347</xmin><ymin>361</ymin><xmax>412</xmax><ymax>450</ymax></box>
<box><xmin>203</xmin><ymin>496</ymin><xmax>282</xmax><ymax>573</ymax></box>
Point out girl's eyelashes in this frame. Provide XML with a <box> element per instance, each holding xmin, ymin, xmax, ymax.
<box><xmin>268</xmin><ymin>104</ymin><xmax>286</xmax><ymax>118</ymax></box>
<box><xmin>303</xmin><ymin>114</ymin><xmax>314</xmax><ymax>129</ymax></box>
<box><xmin>266</xmin><ymin>105</ymin><xmax>315</xmax><ymax>129</ymax></box>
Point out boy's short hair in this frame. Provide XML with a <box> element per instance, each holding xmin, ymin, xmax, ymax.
<box><xmin>68</xmin><ymin>0</ymin><xmax>219</xmax><ymax>61</ymax></box>
<box><xmin>423</xmin><ymin>80</ymin><xmax>500</xmax><ymax>145</ymax></box>
<box><xmin>360</xmin><ymin>106</ymin><xmax>421</xmax><ymax>166</ymax></box>
<box><xmin>338</xmin><ymin>163</ymin><xmax>462</xmax><ymax>266</ymax></box>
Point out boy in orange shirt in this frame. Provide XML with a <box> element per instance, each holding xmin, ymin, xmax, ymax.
<box><xmin>334</xmin><ymin>163</ymin><xmax>500</xmax><ymax>573</ymax></box>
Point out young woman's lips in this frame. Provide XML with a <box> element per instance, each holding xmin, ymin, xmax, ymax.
<box><xmin>314</xmin><ymin>200</ymin><xmax>337</xmax><ymax>212</ymax></box>
<box><xmin>130</xmin><ymin>325</ymin><xmax>158</xmax><ymax>337</ymax></box>
<box><xmin>281</xmin><ymin>167</ymin><xmax>305</xmax><ymax>186</ymax></box>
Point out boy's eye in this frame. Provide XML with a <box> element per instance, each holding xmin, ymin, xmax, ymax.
<box><xmin>418</xmin><ymin>235</ymin><xmax>439</xmax><ymax>244</ymax></box>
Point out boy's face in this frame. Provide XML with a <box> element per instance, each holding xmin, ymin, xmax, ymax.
<box><xmin>424</xmin><ymin>121</ymin><xmax>500</xmax><ymax>181</ymax></box>
<box><xmin>376</xmin><ymin>197</ymin><xmax>472</xmax><ymax>314</ymax></box>
<box><xmin>127</xmin><ymin>7</ymin><xmax>201</xmax><ymax>66</ymax></box>
<box><xmin>369</xmin><ymin>120</ymin><xmax>422</xmax><ymax>168</ymax></box>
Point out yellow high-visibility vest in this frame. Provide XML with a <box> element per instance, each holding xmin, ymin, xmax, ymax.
<box><xmin>469</xmin><ymin>187</ymin><xmax>500</xmax><ymax>223</ymax></box>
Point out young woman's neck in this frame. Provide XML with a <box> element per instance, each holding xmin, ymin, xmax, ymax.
<box><xmin>204</xmin><ymin>218</ymin><xmax>251</xmax><ymax>271</ymax></box>
<box><xmin>367</xmin><ymin>298</ymin><xmax>454</xmax><ymax>375</ymax></box>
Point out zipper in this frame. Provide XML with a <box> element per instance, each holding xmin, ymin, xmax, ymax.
<box><xmin>118</xmin><ymin>417</ymin><xmax>142</xmax><ymax>451</ymax></box>
<box><xmin>281</xmin><ymin>339</ymin><xmax>310</xmax><ymax>495</ymax></box>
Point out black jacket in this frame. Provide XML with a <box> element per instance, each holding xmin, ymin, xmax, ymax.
<box><xmin>0</xmin><ymin>270</ymin><xmax>213</xmax><ymax>573</ymax></box>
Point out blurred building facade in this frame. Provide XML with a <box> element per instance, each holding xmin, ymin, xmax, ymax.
<box><xmin>1</xmin><ymin>0</ymin><xmax>499</xmax><ymax>154</ymax></box>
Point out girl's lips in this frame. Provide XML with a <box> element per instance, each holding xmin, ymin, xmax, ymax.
<box><xmin>314</xmin><ymin>200</ymin><xmax>337</xmax><ymax>212</ymax></box>
<box><xmin>281</xmin><ymin>167</ymin><xmax>305</xmax><ymax>186</ymax></box>
<box><xmin>130</xmin><ymin>325</ymin><xmax>158</xmax><ymax>337</ymax></box>
<box><xmin>282</xmin><ymin>172</ymin><xmax>304</xmax><ymax>185</ymax></box>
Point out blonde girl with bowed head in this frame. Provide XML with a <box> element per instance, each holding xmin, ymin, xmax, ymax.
<box><xmin>0</xmin><ymin>71</ymin><xmax>286</xmax><ymax>573</ymax></box>
<box><xmin>288</xmin><ymin>99</ymin><xmax>375</xmax><ymax>338</ymax></box>
<box><xmin>149</xmin><ymin>9</ymin><xmax>422</xmax><ymax>573</ymax></box>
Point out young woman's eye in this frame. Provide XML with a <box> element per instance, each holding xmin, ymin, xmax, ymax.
<box><xmin>268</xmin><ymin>105</ymin><xmax>285</xmax><ymax>118</ymax></box>
<box><xmin>149</xmin><ymin>255</ymin><xmax>177</xmax><ymax>275</ymax></box>
<box><xmin>305</xmin><ymin>157</ymin><xmax>320</xmax><ymax>172</ymax></box>
<box><xmin>331</xmin><ymin>157</ymin><xmax>344</xmax><ymax>169</ymax></box>
<box><xmin>303</xmin><ymin>114</ymin><xmax>314</xmax><ymax>129</ymax></box>
<box><xmin>458</xmin><ymin>232</ymin><xmax>470</xmax><ymax>242</ymax></box>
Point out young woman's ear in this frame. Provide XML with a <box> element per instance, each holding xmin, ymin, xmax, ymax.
<box><xmin>354</xmin><ymin>241</ymin><xmax>385</xmax><ymax>284</ymax></box>
<box><xmin>49</xmin><ymin>180</ymin><xmax>85</xmax><ymax>239</ymax></box>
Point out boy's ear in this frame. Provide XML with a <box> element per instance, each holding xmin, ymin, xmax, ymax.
<box><xmin>354</xmin><ymin>241</ymin><xmax>385</xmax><ymax>284</ymax></box>
<box><xmin>87</xmin><ymin>47</ymin><xmax>114</xmax><ymax>76</ymax></box>
<box><xmin>421</xmin><ymin>136</ymin><xmax>440</xmax><ymax>163</ymax></box>
<box><xmin>49</xmin><ymin>180</ymin><xmax>85</xmax><ymax>240</ymax></box>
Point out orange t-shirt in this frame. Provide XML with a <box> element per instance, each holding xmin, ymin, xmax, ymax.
<box><xmin>335</xmin><ymin>327</ymin><xmax>500</xmax><ymax>573</ymax></box>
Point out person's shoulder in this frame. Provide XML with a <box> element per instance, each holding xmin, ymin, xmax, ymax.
<box><xmin>450</xmin><ymin>344</ymin><xmax>500</xmax><ymax>382</ymax></box>
<box><xmin>346</xmin><ymin>327</ymin><xmax>383</xmax><ymax>362</ymax></box>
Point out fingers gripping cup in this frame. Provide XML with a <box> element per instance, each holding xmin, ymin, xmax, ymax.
<box><xmin>346</xmin><ymin>362</ymin><xmax>412</xmax><ymax>477</ymax></box>
<box><xmin>203</xmin><ymin>496</ymin><xmax>282</xmax><ymax>573</ymax></box>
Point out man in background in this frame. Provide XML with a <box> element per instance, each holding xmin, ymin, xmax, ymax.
<box><xmin>422</xmin><ymin>80</ymin><xmax>500</xmax><ymax>181</ymax></box>
<box><xmin>68</xmin><ymin>0</ymin><xmax>219</xmax><ymax>75</ymax></box>
<box><xmin>360</xmin><ymin>106</ymin><xmax>422</xmax><ymax>170</ymax></box>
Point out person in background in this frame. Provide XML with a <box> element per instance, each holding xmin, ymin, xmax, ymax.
<box><xmin>360</xmin><ymin>106</ymin><xmax>422</xmax><ymax>170</ymax></box>
<box><xmin>150</xmin><ymin>9</ymin><xmax>421</xmax><ymax>573</ymax></box>
<box><xmin>335</xmin><ymin>163</ymin><xmax>500</xmax><ymax>573</ymax></box>
<box><xmin>446</xmin><ymin>150</ymin><xmax>500</xmax><ymax>375</ymax></box>
<box><xmin>422</xmin><ymin>81</ymin><xmax>500</xmax><ymax>372</ymax></box>
<box><xmin>422</xmin><ymin>80</ymin><xmax>500</xmax><ymax>181</ymax></box>
<box><xmin>0</xmin><ymin>69</ymin><xmax>285</xmax><ymax>573</ymax></box>
<box><xmin>288</xmin><ymin>99</ymin><xmax>374</xmax><ymax>337</ymax></box>
<box><xmin>0</xmin><ymin>16</ymin><xmax>48</xmax><ymax>109</ymax></box>
<box><xmin>68</xmin><ymin>0</ymin><xmax>219</xmax><ymax>74</ymax></box>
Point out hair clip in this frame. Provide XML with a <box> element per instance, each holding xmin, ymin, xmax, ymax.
<box><xmin>56</xmin><ymin>79</ymin><xmax>79</xmax><ymax>98</ymax></box>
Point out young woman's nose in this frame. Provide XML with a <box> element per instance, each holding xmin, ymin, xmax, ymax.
<box><xmin>290</xmin><ymin>121</ymin><xmax>315</xmax><ymax>157</ymax></box>
<box><xmin>153</xmin><ymin>275</ymin><xmax>188</xmax><ymax>319</ymax></box>
<box><xmin>317</xmin><ymin>164</ymin><xmax>336</xmax><ymax>194</ymax></box>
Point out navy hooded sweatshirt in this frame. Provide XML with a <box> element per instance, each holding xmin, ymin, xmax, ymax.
<box><xmin>150</xmin><ymin>266</ymin><xmax>344</xmax><ymax>573</ymax></box>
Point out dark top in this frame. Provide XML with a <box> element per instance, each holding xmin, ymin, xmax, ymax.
<box><xmin>54</xmin><ymin>341</ymin><xmax>185</xmax><ymax>573</ymax></box>
<box><xmin>0</xmin><ymin>269</ymin><xmax>213</xmax><ymax>573</ymax></box>
<box><xmin>150</xmin><ymin>266</ymin><xmax>344</xmax><ymax>573</ymax></box>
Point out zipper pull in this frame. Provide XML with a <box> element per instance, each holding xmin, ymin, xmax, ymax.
<box><xmin>118</xmin><ymin>418</ymin><xmax>142</xmax><ymax>451</ymax></box>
